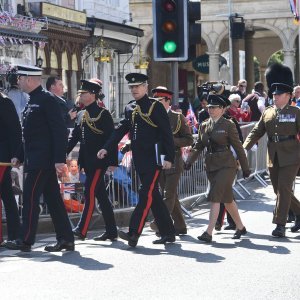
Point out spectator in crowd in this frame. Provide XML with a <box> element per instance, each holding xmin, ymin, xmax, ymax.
<box><xmin>236</xmin><ymin>79</ymin><xmax>248</xmax><ymax>100</ymax></box>
<box><xmin>227</xmin><ymin>94</ymin><xmax>251</xmax><ymax>122</ymax></box>
<box><xmin>68</xmin><ymin>159</ymin><xmax>80</xmax><ymax>183</ymax></box>
<box><xmin>178</xmin><ymin>89</ymin><xmax>189</xmax><ymax>117</ymax></box>
<box><xmin>292</xmin><ymin>85</ymin><xmax>300</xmax><ymax>107</ymax></box>
<box><xmin>6</xmin><ymin>72</ymin><xmax>29</xmax><ymax>120</ymax></box>
<box><xmin>242</xmin><ymin>82</ymin><xmax>266</xmax><ymax>121</ymax></box>
<box><xmin>198</xmin><ymin>94</ymin><xmax>209</xmax><ymax>124</ymax></box>
<box><xmin>185</xmin><ymin>94</ymin><xmax>250</xmax><ymax>242</ymax></box>
<box><xmin>46</xmin><ymin>76</ymin><xmax>77</xmax><ymax>128</ymax></box>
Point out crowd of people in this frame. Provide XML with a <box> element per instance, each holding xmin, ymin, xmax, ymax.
<box><xmin>0</xmin><ymin>61</ymin><xmax>300</xmax><ymax>253</ymax></box>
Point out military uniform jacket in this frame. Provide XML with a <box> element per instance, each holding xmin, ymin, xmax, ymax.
<box><xmin>188</xmin><ymin>117</ymin><xmax>249</xmax><ymax>172</ymax></box>
<box><xmin>21</xmin><ymin>86</ymin><xmax>68</xmax><ymax>171</ymax></box>
<box><xmin>0</xmin><ymin>94</ymin><xmax>22</xmax><ymax>162</ymax></box>
<box><xmin>243</xmin><ymin>105</ymin><xmax>300</xmax><ymax>167</ymax></box>
<box><xmin>67</xmin><ymin>101</ymin><xmax>117</xmax><ymax>171</ymax></box>
<box><xmin>104</xmin><ymin>94</ymin><xmax>175</xmax><ymax>174</ymax></box>
<box><xmin>165</xmin><ymin>109</ymin><xmax>193</xmax><ymax>174</ymax></box>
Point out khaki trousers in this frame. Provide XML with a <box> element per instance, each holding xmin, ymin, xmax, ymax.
<box><xmin>269</xmin><ymin>159</ymin><xmax>300</xmax><ymax>225</ymax></box>
<box><xmin>159</xmin><ymin>171</ymin><xmax>186</xmax><ymax>230</ymax></box>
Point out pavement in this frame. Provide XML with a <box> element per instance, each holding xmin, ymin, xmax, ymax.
<box><xmin>1</xmin><ymin>175</ymin><xmax>300</xmax><ymax>299</ymax></box>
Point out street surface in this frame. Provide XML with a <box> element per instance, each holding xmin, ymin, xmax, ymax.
<box><xmin>1</xmin><ymin>177</ymin><xmax>300</xmax><ymax>300</ymax></box>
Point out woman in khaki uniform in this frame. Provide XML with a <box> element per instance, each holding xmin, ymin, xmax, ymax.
<box><xmin>186</xmin><ymin>94</ymin><xmax>250</xmax><ymax>242</ymax></box>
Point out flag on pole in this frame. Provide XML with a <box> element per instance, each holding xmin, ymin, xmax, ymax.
<box><xmin>290</xmin><ymin>0</ymin><xmax>300</xmax><ymax>24</ymax></box>
<box><xmin>186</xmin><ymin>103</ymin><xmax>198</xmax><ymax>134</ymax></box>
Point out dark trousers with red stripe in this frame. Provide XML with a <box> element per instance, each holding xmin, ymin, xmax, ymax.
<box><xmin>0</xmin><ymin>166</ymin><xmax>20</xmax><ymax>242</ymax></box>
<box><xmin>217</xmin><ymin>203</ymin><xmax>235</xmax><ymax>227</ymax></box>
<box><xmin>21</xmin><ymin>168</ymin><xmax>74</xmax><ymax>245</ymax></box>
<box><xmin>76</xmin><ymin>168</ymin><xmax>117</xmax><ymax>237</ymax></box>
<box><xmin>130</xmin><ymin>168</ymin><xmax>175</xmax><ymax>236</ymax></box>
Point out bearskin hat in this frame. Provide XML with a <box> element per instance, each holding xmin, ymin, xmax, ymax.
<box><xmin>265</xmin><ymin>63</ymin><xmax>293</xmax><ymax>98</ymax></box>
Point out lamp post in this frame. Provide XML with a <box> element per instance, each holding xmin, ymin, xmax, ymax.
<box><xmin>228</xmin><ymin>0</ymin><xmax>233</xmax><ymax>84</ymax></box>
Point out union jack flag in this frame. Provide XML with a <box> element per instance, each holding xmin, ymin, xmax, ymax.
<box><xmin>60</xmin><ymin>183</ymin><xmax>75</xmax><ymax>197</ymax></box>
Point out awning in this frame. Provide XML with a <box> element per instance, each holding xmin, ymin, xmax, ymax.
<box><xmin>0</xmin><ymin>28</ymin><xmax>48</xmax><ymax>42</ymax></box>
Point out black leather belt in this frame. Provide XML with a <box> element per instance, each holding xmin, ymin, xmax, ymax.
<box><xmin>268</xmin><ymin>135</ymin><xmax>296</xmax><ymax>142</ymax></box>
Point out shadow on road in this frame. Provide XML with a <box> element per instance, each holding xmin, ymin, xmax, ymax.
<box><xmin>14</xmin><ymin>250</ymin><xmax>114</xmax><ymax>271</ymax></box>
<box><xmin>119</xmin><ymin>242</ymin><xmax>225</xmax><ymax>264</ymax></box>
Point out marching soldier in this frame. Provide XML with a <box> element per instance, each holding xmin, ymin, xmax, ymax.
<box><xmin>67</xmin><ymin>79</ymin><xmax>118</xmax><ymax>241</ymax></box>
<box><xmin>5</xmin><ymin>65</ymin><xmax>74</xmax><ymax>252</ymax></box>
<box><xmin>186</xmin><ymin>94</ymin><xmax>250</xmax><ymax>242</ymax></box>
<box><xmin>244</xmin><ymin>63</ymin><xmax>300</xmax><ymax>237</ymax></box>
<box><xmin>151</xmin><ymin>86</ymin><xmax>193</xmax><ymax>235</ymax></box>
<box><xmin>0</xmin><ymin>92</ymin><xmax>22</xmax><ymax>246</ymax></box>
<box><xmin>97</xmin><ymin>73</ymin><xmax>176</xmax><ymax>247</ymax></box>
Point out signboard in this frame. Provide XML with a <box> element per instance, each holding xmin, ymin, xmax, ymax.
<box><xmin>192</xmin><ymin>54</ymin><xmax>227</xmax><ymax>74</ymax></box>
<box><xmin>42</xmin><ymin>3</ymin><xmax>86</xmax><ymax>25</ymax></box>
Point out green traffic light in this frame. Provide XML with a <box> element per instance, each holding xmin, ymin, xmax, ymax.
<box><xmin>163</xmin><ymin>41</ymin><xmax>177</xmax><ymax>54</ymax></box>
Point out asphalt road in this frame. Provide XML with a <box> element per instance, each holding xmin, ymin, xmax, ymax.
<box><xmin>1</xmin><ymin>177</ymin><xmax>300</xmax><ymax>300</ymax></box>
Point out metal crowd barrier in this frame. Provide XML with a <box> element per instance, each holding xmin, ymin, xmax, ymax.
<box><xmin>1</xmin><ymin>122</ymin><xmax>269</xmax><ymax>222</ymax></box>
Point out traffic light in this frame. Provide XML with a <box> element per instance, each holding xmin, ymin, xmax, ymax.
<box><xmin>153</xmin><ymin>0</ymin><xmax>188</xmax><ymax>61</ymax></box>
<box><xmin>188</xmin><ymin>1</ymin><xmax>201</xmax><ymax>60</ymax></box>
<box><xmin>230</xmin><ymin>15</ymin><xmax>245</xmax><ymax>39</ymax></box>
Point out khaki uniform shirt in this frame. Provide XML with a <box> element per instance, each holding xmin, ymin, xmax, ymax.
<box><xmin>166</xmin><ymin>110</ymin><xmax>194</xmax><ymax>174</ymax></box>
<box><xmin>243</xmin><ymin>105</ymin><xmax>300</xmax><ymax>167</ymax></box>
<box><xmin>188</xmin><ymin>117</ymin><xmax>249</xmax><ymax>172</ymax></box>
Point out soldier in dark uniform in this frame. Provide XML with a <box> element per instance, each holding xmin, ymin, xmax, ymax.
<box><xmin>244</xmin><ymin>63</ymin><xmax>300</xmax><ymax>237</ymax></box>
<box><xmin>67</xmin><ymin>79</ymin><xmax>118</xmax><ymax>241</ymax></box>
<box><xmin>186</xmin><ymin>94</ymin><xmax>250</xmax><ymax>242</ymax></box>
<box><xmin>150</xmin><ymin>86</ymin><xmax>193</xmax><ymax>235</ymax></box>
<box><xmin>0</xmin><ymin>92</ymin><xmax>22</xmax><ymax>246</ymax></box>
<box><xmin>5</xmin><ymin>65</ymin><xmax>74</xmax><ymax>252</ymax></box>
<box><xmin>97</xmin><ymin>73</ymin><xmax>176</xmax><ymax>247</ymax></box>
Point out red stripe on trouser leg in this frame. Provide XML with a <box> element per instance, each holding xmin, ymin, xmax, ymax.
<box><xmin>137</xmin><ymin>170</ymin><xmax>160</xmax><ymax>234</ymax></box>
<box><xmin>25</xmin><ymin>170</ymin><xmax>42</xmax><ymax>241</ymax></box>
<box><xmin>0</xmin><ymin>166</ymin><xmax>7</xmax><ymax>242</ymax></box>
<box><xmin>82</xmin><ymin>169</ymin><xmax>101</xmax><ymax>236</ymax></box>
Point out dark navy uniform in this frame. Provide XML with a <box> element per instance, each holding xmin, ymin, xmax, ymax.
<box><xmin>68</xmin><ymin>100</ymin><xmax>118</xmax><ymax>238</ymax></box>
<box><xmin>19</xmin><ymin>85</ymin><xmax>73</xmax><ymax>246</ymax></box>
<box><xmin>104</xmin><ymin>93</ymin><xmax>176</xmax><ymax>238</ymax></box>
<box><xmin>0</xmin><ymin>93</ymin><xmax>21</xmax><ymax>243</ymax></box>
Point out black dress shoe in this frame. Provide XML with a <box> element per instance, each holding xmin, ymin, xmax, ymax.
<box><xmin>224</xmin><ymin>224</ymin><xmax>236</xmax><ymax>230</ymax></box>
<box><xmin>214</xmin><ymin>222</ymin><xmax>222</xmax><ymax>231</ymax></box>
<box><xmin>93</xmin><ymin>232</ymin><xmax>118</xmax><ymax>241</ymax></box>
<box><xmin>197</xmin><ymin>231</ymin><xmax>212</xmax><ymax>243</ymax></box>
<box><xmin>44</xmin><ymin>240</ymin><xmax>75</xmax><ymax>252</ymax></box>
<box><xmin>5</xmin><ymin>240</ymin><xmax>31</xmax><ymax>252</ymax></box>
<box><xmin>232</xmin><ymin>227</ymin><xmax>247</xmax><ymax>239</ymax></box>
<box><xmin>290</xmin><ymin>216</ymin><xmax>300</xmax><ymax>232</ymax></box>
<box><xmin>73</xmin><ymin>228</ymin><xmax>86</xmax><ymax>240</ymax></box>
<box><xmin>152</xmin><ymin>235</ymin><xmax>176</xmax><ymax>244</ymax></box>
<box><xmin>175</xmin><ymin>228</ymin><xmax>187</xmax><ymax>236</ymax></box>
<box><xmin>119</xmin><ymin>230</ymin><xmax>139</xmax><ymax>247</ymax></box>
<box><xmin>272</xmin><ymin>224</ymin><xmax>286</xmax><ymax>237</ymax></box>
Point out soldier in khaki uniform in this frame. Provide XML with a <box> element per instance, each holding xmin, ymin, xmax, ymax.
<box><xmin>244</xmin><ymin>79</ymin><xmax>300</xmax><ymax>237</ymax></box>
<box><xmin>186</xmin><ymin>94</ymin><xmax>250</xmax><ymax>242</ymax></box>
<box><xmin>150</xmin><ymin>86</ymin><xmax>194</xmax><ymax>235</ymax></box>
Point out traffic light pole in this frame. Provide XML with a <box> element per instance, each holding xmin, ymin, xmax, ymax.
<box><xmin>171</xmin><ymin>61</ymin><xmax>179</xmax><ymax>105</ymax></box>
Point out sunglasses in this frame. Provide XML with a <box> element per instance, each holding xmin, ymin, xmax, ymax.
<box><xmin>239</xmin><ymin>85</ymin><xmax>246</xmax><ymax>88</ymax></box>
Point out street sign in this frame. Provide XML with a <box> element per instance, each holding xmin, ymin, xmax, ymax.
<box><xmin>192</xmin><ymin>54</ymin><xmax>227</xmax><ymax>74</ymax></box>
